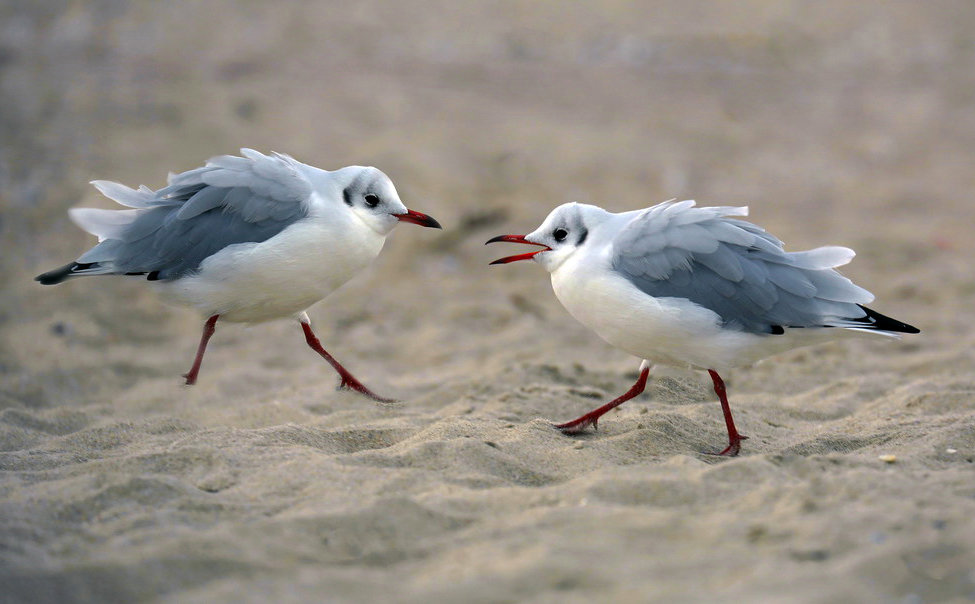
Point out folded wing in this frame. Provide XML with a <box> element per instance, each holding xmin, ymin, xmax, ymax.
<box><xmin>67</xmin><ymin>149</ymin><xmax>313</xmax><ymax>281</ymax></box>
<box><xmin>611</xmin><ymin>200</ymin><xmax>876</xmax><ymax>334</ymax></box>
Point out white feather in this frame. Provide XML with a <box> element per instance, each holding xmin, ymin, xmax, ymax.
<box><xmin>790</xmin><ymin>246</ymin><xmax>856</xmax><ymax>269</ymax></box>
<box><xmin>90</xmin><ymin>180</ymin><xmax>156</xmax><ymax>208</ymax></box>
<box><xmin>68</xmin><ymin>208</ymin><xmax>141</xmax><ymax>242</ymax></box>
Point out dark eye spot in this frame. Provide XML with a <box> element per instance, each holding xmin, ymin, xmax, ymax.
<box><xmin>553</xmin><ymin>228</ymin><xmax>568</xmax><ymax>242</ymax></box>
<box><xmin>364</xmin><ymin>194</ymin><xmax>380</xmax><ymax>208</ymax></box>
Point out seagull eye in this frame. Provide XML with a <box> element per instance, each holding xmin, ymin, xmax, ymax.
<box><xmin>553</xmin><ymin>228</ymin><xmax>568</xmax><ymax>242</ymax></box>
<box><xmin>364</xmin><ymin>194</ymin><xmax>381</xmax><ymax>208</ymax></box>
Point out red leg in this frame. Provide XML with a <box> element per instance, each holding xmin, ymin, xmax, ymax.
<box><xmin>183</xmin><ymin>314</ymin><xmax>219</xmax><ymax>385</ymax></box>
<box><xmin>299</xmin><ymin>319</ymin><xmax>395</xmax><ymax>403</ymax></box>
<box><xmin>556</xmin><ymin>361</ymin><xmax>651</xmax><ymax>434</ymax></box>
<box><xmin>708</xmin><ymin>369</ymin><xmax>748</xmax><ymax>456</ymax></box>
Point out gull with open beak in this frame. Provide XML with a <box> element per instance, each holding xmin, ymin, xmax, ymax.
<box><xmin>36</xmin><ymin>149</ymin><xmax>441</xmax><ymax>400</ymax></box>
<box><xmin>488</xmin><ymin>200</ymin><xmax>918</xmax><ymax>455</ymax></box>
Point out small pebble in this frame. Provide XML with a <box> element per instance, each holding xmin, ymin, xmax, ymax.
<box><xmin>573</xmin><ymin>442</ymin><xmax>585</xmax><ymax>450</ymax></box>
<box><xmin>51</xmin><ymin>322</ymin><xmax>70</xmax><ymax>336</ymax></box>
<box><xmin>946</xmin><ymin>448</ymin><xmax>957</xmax><ymax>454</ymax></box>
<box><xmin>878</xmin><ymin>454</ymin><xmax>897</xmax><ymax>463</ymax></box>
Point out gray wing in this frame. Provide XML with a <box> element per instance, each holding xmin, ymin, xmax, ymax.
<box><xmin>611</xmin><ymin>200</ymin><xmax>875</xmax><ymax>334</ymax></box>
<box><xmin>73</xmin><ymin>149</ymin><xmax>313</xmax><ymax>280</ymax></box>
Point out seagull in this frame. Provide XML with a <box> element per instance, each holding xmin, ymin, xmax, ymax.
<box><xmin>36</xmin><ymin>148</ymin><xmax>441</xmax><ymax>401</ymax></box>
<box><xmin>487</xmin><ymin>200</ymin><xmax>918</xmax><ymax>455</ymax></box>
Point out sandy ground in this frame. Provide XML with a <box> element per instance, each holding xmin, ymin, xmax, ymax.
<box><xmin>2</xmin><ymin>1</ymin><xmax>975</xmax><ymax>602</ymax></box>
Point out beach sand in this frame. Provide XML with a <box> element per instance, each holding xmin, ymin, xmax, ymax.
<box><xmin>2</xmin><ymin>2</ymin><xmax>974</xmax><ymax>602</ymax></box>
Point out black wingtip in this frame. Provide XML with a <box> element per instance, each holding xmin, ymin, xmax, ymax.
<box><xmin>35</xmin><ymin>262</ymin><xmax>78</xmax><ymax>285</ymax></box>
<box><xmin>856</xmin><ymin>304</ymin><xmax>920</xmax><ymax>334</ymax></box>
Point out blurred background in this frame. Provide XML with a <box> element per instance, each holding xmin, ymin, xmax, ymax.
<box><xmin>3</xmin><ymin>1</ymin><xmax>973</xmax><ymax>394</ymax></box>
<box><xmin>3</xmin><ymin>0</ymin><xmax>973</xmax><ymax>402</ymax></box>
<box><xmin>2</xmin><ymin>1</ymin><xmax>974</xmax><ymax>601</ymax></box>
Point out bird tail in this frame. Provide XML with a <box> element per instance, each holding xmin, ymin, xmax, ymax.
<box><xmin>36</xmin><ymin>181</ymin><xmax>156</xmax><ymax>285</ymax></box>
<box><xmin>35</xmin><ymin>262</ymin><xmax>115</xmax><ymax>285</ymax></box>
<box><xmin>840</xmin><ymin>304</ymin><xmax>920</xmax><ymax>336</ymax></box>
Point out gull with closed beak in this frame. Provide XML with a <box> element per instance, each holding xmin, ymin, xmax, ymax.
<box><xmin>36</xmin><ymin>149</ymin><xmax>441</xmax><ymax>401</ymax></box>
<box><xmin>488</xmin><ymin>200</ymin><xmax>918</xmax><ymax>455</ymax></box>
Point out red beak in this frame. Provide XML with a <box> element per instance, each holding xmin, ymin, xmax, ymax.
<box><xmin>485</xmin><ymin>234</ymin><xmax>551</xmax><ymax>264</ymax></box>
<box><xmin>395</xmin><ymin>209</ymin><xmax>442</xmax><ymax>229</ymax></box>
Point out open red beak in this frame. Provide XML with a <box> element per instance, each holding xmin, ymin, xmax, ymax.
<box><xmin>395</xmin><ymin>209</ymin><xmax>442</xmax><ymax>229</ymax></box>
<box><xmin>485</xmin><ymin>234</ymin><xmax>551</xmax><ymax>264</ymax></box>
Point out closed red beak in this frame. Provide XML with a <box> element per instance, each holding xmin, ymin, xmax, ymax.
<box><xmin>396</xmin><ymin>209</ymin><xmax>442</xmax><ymax>229</ymax></box>
<box><xmin>485</xmin><ymin>234</ymin><xmax>551</xmax><ymax>264</ymax></box>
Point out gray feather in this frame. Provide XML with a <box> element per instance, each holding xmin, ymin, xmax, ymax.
<box><xmin>76</xmin><ymin>240</ymin><xmax>123</xmax><ymax>263</ymax></box>
<box><xmin>90</xmin><ymin>180</ymin><xmax>156</xmax><ymax>208</ymax></box>
<box><xmin>696</xmin><ymin>244</ymin><xmax>744</xmax><ymax>281</ymax></box>
<box><xmin>666</xmin><ymin>223</ymin><xmax>720</xmax><ymax>254</ymax></box>
<box><xmin>69</xmin><ymin>150</ymin><xmax>313</xmax><ymax>280</ymax></box>
<box><xmin>612</xmin><ymin>201</ymin><xmax>875</xmax><ymax>333</ymax></box>
<box><xmin>766</xmin><ymin>263</ymin><xmax>817</xmax><ymax>297</ymax></box>
<box><xmin>176</xmin><ymin>185</ymin><xmax>228</xmax><ymax>220</ymax></box>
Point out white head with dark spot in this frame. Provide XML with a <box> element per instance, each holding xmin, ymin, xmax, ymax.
<box><xmin>487</xmin><ymin>202</ymin><xmax>610</xmax><ymax>272</ymax></box>
<box><xmin>336</xmin><ymin>166</ymin><xmax>441</xmax><ymax>235</ymax></box>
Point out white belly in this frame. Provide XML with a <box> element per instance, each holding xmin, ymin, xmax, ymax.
<box><xmin>157</xmin><ymin>219</ymin><xmax>384</xmax><ymax>323</ymax></box>
<box><xmin>549</xmin><ymin>256</ymin><xmax>834</xmax><ymax>371</ymax></box>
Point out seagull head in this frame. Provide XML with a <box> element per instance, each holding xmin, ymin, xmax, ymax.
<box><xmin>336</xmin><ymin>167</ymin><xmax>441</xmax><ymax>235</ymax></box>
<box><xmin>487</xmin><ymin>202</ymin><xmax>608</xmax><ymax>272</ymax></box>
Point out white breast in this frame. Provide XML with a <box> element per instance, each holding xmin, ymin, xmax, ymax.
<box><xmin>157</xmin><ymin>216</ymin><xmax>385</xmax><ymax>323</ymax></box>
<box><xmin>549</xmin><ymin>251</ymin><xmax>774</xmax><ymax>371</ymax></box>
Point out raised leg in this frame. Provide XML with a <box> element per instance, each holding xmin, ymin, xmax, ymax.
<box><xmin>556</xmin><ymin>360</ymin><xmax>651</xmax><ymax>433</ymax></box>
<box><xmin>708</xmin><ymin>369</ymin><xmax>748</xmax><ymax>456</ymax></box>
<box><xmin>183</xmin><ymin>314</ymin><xmax>220</xmax><ymax>385</ymax></box>
<box><xmin>297</xmin><ymin>313</ymin><xmax>395</xmax><ymax>403</ymax></box>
